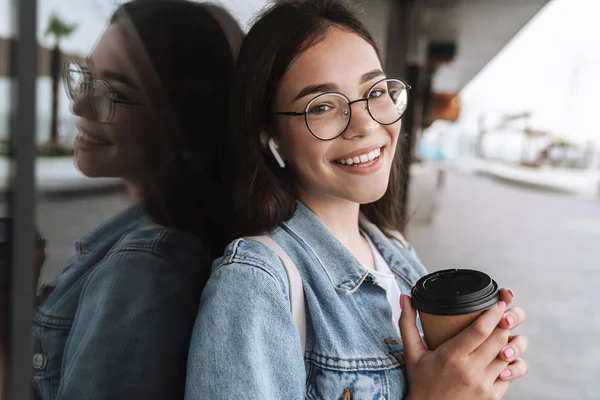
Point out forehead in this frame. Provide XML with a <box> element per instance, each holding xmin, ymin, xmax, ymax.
<box><xmin>90</xmin><ymin>23</ymin><xmax>137</xmax><ymax>72</ymax></box>
<box><xmin>89</xmin><ymin>22</ymin><xmax>161</xmax><ymax>94</ymax></box>
<box><xmin>278</xmin><ymin>27</ymin><xmax>381</xmax><ymax>101</ymax></box>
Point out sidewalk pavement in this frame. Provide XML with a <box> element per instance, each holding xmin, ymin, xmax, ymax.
<box><xmin>455</xmin><ymin>157</ymin><xmax>600</xmax><ymax>198</ymax></box>
<box><xmin>0</xmin><ymin>156</ymin><xmax>123</xmax><ymax>194</ymax></box>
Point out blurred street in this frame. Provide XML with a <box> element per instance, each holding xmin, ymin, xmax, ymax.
<box><xmin>408</xmin><ymin>170</ymin><xmax>600</xmax><ymax>400</ymax></box>
<box><xmin>32</xmin><ymin>168</ymin><xmax>599</xmax><ymax>399</ymax></box>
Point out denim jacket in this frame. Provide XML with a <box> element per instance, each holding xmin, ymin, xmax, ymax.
<box><xmin>33</xmin><ymin>203</ymin><xmax>209</xmax><ymax>400</ymax></box>
<box><xmin>185</xmin><ymin>201</ymin><xmax>428</xmax><ymax>399</ymax></box>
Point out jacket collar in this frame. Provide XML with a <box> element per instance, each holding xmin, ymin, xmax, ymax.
<box><xmin>77</xmin><ymin>202</ymin><xmax>149</xmax><ymax>253</ymax></box>
<box><xmin>282</xmin><ymin>201</ymin><xmax>409</xmax><ymax>293</ymax></box>
<box><xmin>358</xmin><ymin>214</ymin><xmax>423</xmax><ymax>288</ymax></box>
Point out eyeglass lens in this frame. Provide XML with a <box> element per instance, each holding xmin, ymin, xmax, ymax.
<box><xmin>304</xmin><ymin>79</ymin><xmax>408</xmax><ymax>140</ymax></box>
<box><xmin>64</xmin><ymin>62</ymin><xmax>113</xmax><ymax>123</ymax></box>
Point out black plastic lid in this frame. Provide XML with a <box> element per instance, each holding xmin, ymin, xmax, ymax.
<box><xmin>411</xmin><ymin>269</ymin><xmax>500</xmax><ymax>316</ymax></box>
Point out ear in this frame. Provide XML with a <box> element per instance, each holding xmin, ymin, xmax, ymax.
<box><xmin>268</xmin><ymin>137</ymin><xmax>286</xmax><ymax>168</ymax></box>
<box><xmin>259</xmin><ymin>130</ymin><xmax>286</xmax><ymax>168</ymax></box>
<box><xmin>259</xmin><ymin>130</ymin><xmax>269</xmax><ymax>150</ymax></box>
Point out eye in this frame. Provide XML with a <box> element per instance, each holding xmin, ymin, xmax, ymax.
<box><xmin>112</xmin><ymin>91</ymin><xmax>129</xmax><ymax>102</ymax></box>
<box><xmin>308</xmin><ymin>103</ymin><xmax>334</xmax><ymax>115</ymax></box>
<box><xmin>368</xmin><ymin>88</ymin><xmax>386</xmax><ymax>99</ymax></box>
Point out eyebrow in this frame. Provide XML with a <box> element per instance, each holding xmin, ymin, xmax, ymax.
<box><xmin>360</xmin><ymin>69</ymin><xmax>385</xmax><ymax>84</ymax></box>
<box><xmin>293</xmin><ymin>83</ymin><xmax>338</xmax><ymax>101</ymax></box>
<box><xmin>101</xmin><ymin>70</ymin><xmax>140</xmax><ymax>90</ymax></box>
<box><xmin>85</xmin><ymin>56</ymin><xmax>139</xmax><ymax>90</ymax></box>
<box><xmin>293</xmin><ymin>69</ymin><xmax>386</xmax><ymax>101</ymax></box>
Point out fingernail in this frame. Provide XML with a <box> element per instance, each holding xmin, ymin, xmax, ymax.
<box><xmin>498</xmin><ymin>301</ymin><xmax>507</xmax><ymax>311</ymax></box>
<box><xmin>503</xmin><ymin>347</ymin><xmax>515</xmax><ymax>359</ymax></box>
<box><xmin>508</xmin><ymin>289</ymin><xmax>515</xmax><ymax>298</ymax></box>
<box><xmin>505</xmin><ymin>314</ymin><xmax>514</xmax><ymax>327</ymax></box>
<box><xmin>500</xmin><ymin>369</ymin><xmax>512</xmax><ymax>379</ymax></box>
<box><xmin>400</xmin><ymin>295</ymin><xmax>404</xmax><ymax>310</ymax></box>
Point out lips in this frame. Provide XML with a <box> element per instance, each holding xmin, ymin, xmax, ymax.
<box><xmin>77</xmin><ymin>130</ymin><xmax>111</xmax><ymax>145</ymax></box>
<box><xmin>333</xmin><ymin>145</ymin><xmax>384</xmax><ymax>166</ymax></box>
<box><xmin>74</xmin><ymin>121</ymin><xmax>111</xmax><ymax>146</ymax></box>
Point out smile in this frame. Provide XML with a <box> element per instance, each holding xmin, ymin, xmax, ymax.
<box><xmin>332</xmin><ymin>146</ymin><xmax>385</xmax><ymax>175</ymax></box>
<box><xmin>76</xmin><ymin>130</ymin><xmax>111</xmax><ymax>146</ymax></box>
<box><xmin>334</xmin><ymin>147</ymin><xmax>381</xmax><ymax>166</ymax></box>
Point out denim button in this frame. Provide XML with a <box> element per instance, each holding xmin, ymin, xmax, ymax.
<box><xmin>32</xmin><ymin>353</ymin><xmax>47</xmax><ymax>370</ymax></box>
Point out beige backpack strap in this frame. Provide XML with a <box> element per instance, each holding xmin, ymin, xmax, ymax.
<box><xmin>245</xmin><ymin>236</ymin><xmax>306</xmax><ymax>354</ymax></box>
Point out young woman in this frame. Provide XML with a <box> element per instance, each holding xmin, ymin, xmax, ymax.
<box><xmin>186</xmin><ymin>0</ymin><xmax>529</xmax><ymax>399</ymax></box>
<box><xmin>32</xmin><ymin>1</ymin><xmax>241</xmax><ymax>398</ymax></box>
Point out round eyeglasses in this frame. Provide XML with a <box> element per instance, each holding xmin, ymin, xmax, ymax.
<box><xmin>63</xmin><ymin>60</ymin><xmax>152</xmax><ymax>123</ymax></box>
<box><xmin>274</xmin><ymin>78</ymin><xmax>410</xmax><ymax>141</ymax></box>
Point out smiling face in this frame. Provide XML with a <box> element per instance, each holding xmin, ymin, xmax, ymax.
<box><xmin>71</xmin><ymin>22</ymin><xmax>163</xmax><ymax>180</ymax></box>
<box><xmin>272</xmin><ymin>26</ymin><xmax>402</xmax><ymax>207</ymax></box>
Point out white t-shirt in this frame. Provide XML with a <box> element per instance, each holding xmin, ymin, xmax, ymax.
<box><xmin>362</xmin><ymin>233</ymin><xmax>402</xmax><ymax>336</ymax></box>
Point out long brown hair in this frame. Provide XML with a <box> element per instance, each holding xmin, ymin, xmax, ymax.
<box><xmin>110</xmin><ymin>0</ymin><xmax>241</xmax><ymax>258</ymax></box>
<box><xmin>227</xmin><ymin>0</ymin><xmax>405</xmax><ymax>239</ymax></box>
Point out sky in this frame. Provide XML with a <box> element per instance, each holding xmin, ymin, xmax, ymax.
<box><xmin>459</xmin><ymin>0</ymin><xmax>600</xmax><ymax>144</ymax></box>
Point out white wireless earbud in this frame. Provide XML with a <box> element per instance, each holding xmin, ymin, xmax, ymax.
<box><xmin>268</xmin><ymin>137</ymin><xmax>286</xmax><ymax>168</ymax></box>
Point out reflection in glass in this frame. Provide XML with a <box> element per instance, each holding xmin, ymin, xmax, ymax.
<box><xmin>32</xmin><ymin>0</ymin><xmax>242</xmax><ymax>398</ymax></box>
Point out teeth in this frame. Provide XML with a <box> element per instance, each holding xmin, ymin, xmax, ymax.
<box><xmin>79</xmin><ymin>131</ymin><xmax>107</xmax><ymax>145</ymax></box>
<box><xmin>336</xmin><ymin>147</ymin><xmax>382</xmax><ymax>165</ymax></box>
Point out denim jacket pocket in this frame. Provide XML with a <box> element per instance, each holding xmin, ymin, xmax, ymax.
<box><xmin>32</xmin><ymin>310</ymin><xmax>73</xmax><ymax>400</ymax></box>
<box><xmin>305</xmin><ymin>352</ymin><xmax>407</xmax><ymax>400</ymax></box>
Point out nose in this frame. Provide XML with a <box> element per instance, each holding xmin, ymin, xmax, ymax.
<box><xmin>70</xmin><ymin>89</ymin><xmax>94</xmax><ymax>119</ymax></box>
<box><xmin>341</xmin><ymin>99</ymin><xmax>378</xmax><ymax>139</ymax></box>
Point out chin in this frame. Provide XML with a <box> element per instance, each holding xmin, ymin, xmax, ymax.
<box><xmin>348</xmin><ymin>186</ymin><xmax>389</xmax><ymax>205</ymax></box>
<box><xmin>74</xmin><ymin>156</ymin><xmax>112</xmax><ymax>178</ymax></box>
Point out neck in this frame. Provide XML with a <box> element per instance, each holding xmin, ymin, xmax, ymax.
<box><xmin>298</xmin><ymin>191</ymin><xmax>363</xmax><ymax>249</ymax></box>
<box><xmin>125</xmin><ymin>181</ymin><xmax>142</xmax><ymax>202</ymax></box>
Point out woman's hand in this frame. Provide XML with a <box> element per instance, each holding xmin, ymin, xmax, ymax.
<box><xmin>400</xmin><ymin>289</ymin><xmax>528</xmax><ymax>400</ymax></box>
<box><xmin>494</xmin><ymin>291</ymin><xmax>528</xmax><ymax>382</ymax></box>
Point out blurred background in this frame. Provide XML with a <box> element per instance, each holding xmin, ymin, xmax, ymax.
<box><xmin>2</xmin><ymin>0</ymin><xmax>599</xmax><ymax>399</ymax></box>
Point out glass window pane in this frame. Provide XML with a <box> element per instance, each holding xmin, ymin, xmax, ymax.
<box><xmin>0</xmin><ymin>0</ymin><xmax>11</xmax><ymax>393</ymax></box>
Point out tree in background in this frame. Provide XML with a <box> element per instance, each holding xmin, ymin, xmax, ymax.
<box><xmin>44</xmin><ymin>13</ymin><xmax>77</xmax><ymax>148</ymax></box>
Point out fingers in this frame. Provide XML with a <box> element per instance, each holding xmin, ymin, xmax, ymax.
<box><xmin>399</xmin><ymin>295</ymin><xmax>427</xmax><ymax>364</ymax></box>
<box><xmin>498</xmin><ymin>358</ymin><xmax>529</xmax><ymax>381</ymax></box>
<box><xmin>486</xmin><ymin>357</ymin><xmax>510</xmax><ymax>384</ymax></box>
<box><xmin>492</xmin><ymin>378</ymin><xmax>511</xmax><ymax>399</ymax></box>
<box><xmin>497</xmin><ymin>306</ymin><xmax>526</xmax><ymax>330</ymax></box>
<box><xmin>498</xmin><ymin>335</ymin><xmax>529</xmax><ymax>363</ymax></box>
<box><xmin>450</xmin><ymin>300</ymin><xmax>507</xmax><ymax>354</ymax></box>
<box><xmin>486</xmin><ymin>335</ymin><xmax>529</xmax><ymax>381</ymax></box>
<box><xmin>474</xmin><ymin>326</ymin><xmax>511</xmax><ymax>365</ymax></box>
<box><xmin>498</xmin><ymin>288</ymin><xmax>514</xmax><ymax>306</ymax></box>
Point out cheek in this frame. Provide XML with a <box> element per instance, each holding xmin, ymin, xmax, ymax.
<box><xmin>386</xmin><ymin>121</ymin><xmax>402</xmax><ymax>153</ymax></box>
<box><xmin>108</xmin><ymin>111</ymin><xmax>154</xmax><ymax>151</ymax></box>
<box><xmin>281</xmin><ymin>122</ymin><xmax>328</xmax><ymax>168</ymax></box>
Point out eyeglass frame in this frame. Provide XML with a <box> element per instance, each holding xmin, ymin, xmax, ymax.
<box><xmin>273</xmin><ymin>77</ymin><xmax>411</xmax><ymax>141</ymax></box>
<box><xmin>63</xmin><ymin>60</ymin><xmax>162</xmax><ymax>123</ymax></box>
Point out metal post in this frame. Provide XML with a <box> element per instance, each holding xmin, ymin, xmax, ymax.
<box><xmin>8</xmin><ymin>0</ymin><xmax>37</xmax><ymax>397</ymax></box>
<box><xmin>392</xmin><ymin>0</ymin><xmax>427</xmax><ymax>232</ymax></box>
<box><xmin>399</xmin><ymin>63</ymin><xmax>422</xmax><ymax>231</ymax></box>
